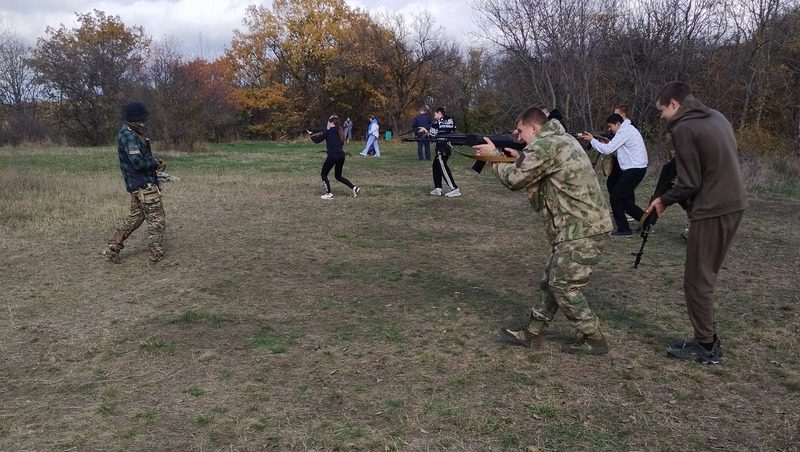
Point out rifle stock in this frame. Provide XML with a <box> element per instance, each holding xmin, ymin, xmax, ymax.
<box><xmin>403</xmin><ymin>133</ymin><xmax>524</xmax><ymax>173</ymax></box>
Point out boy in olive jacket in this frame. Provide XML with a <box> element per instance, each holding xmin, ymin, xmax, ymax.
<box><xmin>474</xmin><ymin>106</ymin><xmax>613</xmax><ymax>354</ymax></box>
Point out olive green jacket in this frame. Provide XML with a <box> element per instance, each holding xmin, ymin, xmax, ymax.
<box><xmin>491</xmin><ymin>119</ymin><xmax>613</xmax><ymax>245</ymax></box>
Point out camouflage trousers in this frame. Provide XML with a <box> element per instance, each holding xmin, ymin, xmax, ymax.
<box><xmin>527</xmin><ymin>235</ymin><xmax>605</xmax><ymax>338</ymax></box>
<box><xmin>107</xmin><ymin>185</ymin><xmax>166</xmax><ymax>263</ymax></box>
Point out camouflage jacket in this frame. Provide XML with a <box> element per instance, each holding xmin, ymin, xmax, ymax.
<box><xmin>491</xmin><ymin>119</ymin><xmax>613</xmax><ymax>245</ymax></box>
<box><xmin>116</xmin><ymin>123</ymin><xmax>158</xmax><ymax>193</ymax></box>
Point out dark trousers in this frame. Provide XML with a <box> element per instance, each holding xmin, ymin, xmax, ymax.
<box><xmin>684</xmin><ymin>210</ymin><xmax>743</xmax><ymax>343</ymax></box>
<box><xmin>417</xmin><ymin>140</ymin><xmax>431</xmax><ymax>160</ymax></box>
<box><xmin>608</xmin><ymin>166</ymin><xmax>647</xmax><ymax>232</ymax></box>
<box><xmin>321</xmin><ymin>154</ymin><xmax>354</xmax><ymax>193</ymax></box>
<box><xmin>432</xmin><ymin>153</ymin><xmax>457</xmax><ymax>189</ymax></box>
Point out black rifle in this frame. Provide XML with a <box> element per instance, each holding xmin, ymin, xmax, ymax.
<box><xmin>403</xmin><ymin>133</ymin><xmax>525</xmax><ymax>173</ymax></box>
<box><xmin>570</xmin><ymin>131</ymin><xmax>613</xmax><ymax>166</ymax></box>
<box><xmin>570</xmin><ymin>131</ymin><xmax>611</xmax><ymax>144</ymax></box>
<box><xmin>632</xmin><ymin>159</ymin><xmax>677</xmax><ymax>268</ymax></box>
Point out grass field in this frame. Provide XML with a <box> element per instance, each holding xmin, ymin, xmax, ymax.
<box><xmin>1</xmin><ymin>141</ymin><xmax>798</xmax><ymax>451</ymax></box>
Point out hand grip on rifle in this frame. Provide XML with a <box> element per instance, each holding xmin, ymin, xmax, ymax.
<box><xmin>454</xmin><ymin>134</ymin><xmax>525</xmax><ymax>174</ymax></box>
<box><xmin>632</xmin><ymin>159</ymin><xmax>677</xmax><ymax>268</ymax></box>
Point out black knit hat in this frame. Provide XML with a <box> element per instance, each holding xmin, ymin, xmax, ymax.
<box><xmin>123</xmin><ymin>102</ymin><xmax>149</xmax><ymax>122</ymax></box>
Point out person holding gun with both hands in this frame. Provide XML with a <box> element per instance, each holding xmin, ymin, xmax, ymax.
<box><xmin>417</xmin><ymin>107</ymin><xmax>461</xmax><ymax>197</ymax></box>
<box><xmin>578</xmin><ymin>112</ymin><xmax>649</xmax><ymax>237</ymax></box>
<box><xmin>473</xmin><ymin>106</ymin><xmax>613</xmax><ymax>355</ymax></box>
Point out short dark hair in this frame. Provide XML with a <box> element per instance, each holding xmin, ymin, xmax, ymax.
<box><xmin>657</xmin><ymin>81</ymin><xmax>692</xmax><ymax>106</ymax></box>
<box><xmin>614</xmin><ymin>104</ymin><xmax>629</xmax><ymax>116</ymax></box>
<box><xmin>435</xmin><ymin>106</ymin><xmax>446</xmax><ymax>114</ymax></box>
<box><xmin>606</xmin><ymin>113</ymin><xmax>624</xmax><ymax>125</ymax></box>
<box><xmin>516</xmin><ymin>106</ymin><xmax>548</xmax><ymax>126</ymax></box>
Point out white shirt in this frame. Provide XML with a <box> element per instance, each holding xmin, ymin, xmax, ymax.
<box><xmin>590</xmin><ymin>119</ymin><xmax>648</xmax><ymax>170</ymax></box>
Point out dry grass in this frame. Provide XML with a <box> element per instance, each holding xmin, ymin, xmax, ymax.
<box><xmin>1</xmin><ymin>143</ymin><xmax>798</xmax><ymax>451</ymax></box>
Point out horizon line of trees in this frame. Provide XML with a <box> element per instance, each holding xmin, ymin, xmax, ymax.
<box><xmin>1</xmin><ymin>0</ymin><xmax>799</xmax><ymax>156</ymax></box>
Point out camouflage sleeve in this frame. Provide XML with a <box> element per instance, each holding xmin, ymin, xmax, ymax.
<box><xmin>492</xmin><ymin>145</ymin><xmax>554</xmax><ymax>191</ymax></box>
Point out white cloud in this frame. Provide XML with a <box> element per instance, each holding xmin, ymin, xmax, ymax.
<box><xmin>350</xmin><ymin>0</ymin><xmax>484</xmax><ymax>46</ymax></box>
<box><xmin>0</xmin><ymin>0</ymin><xmax>484</xmax><ymax>57</ymax></box>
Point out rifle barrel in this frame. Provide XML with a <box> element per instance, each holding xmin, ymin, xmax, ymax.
<box><xmin>403</xmin><ymin>133</ymin><xmax>524</xmax><ymax>174</ymax></box>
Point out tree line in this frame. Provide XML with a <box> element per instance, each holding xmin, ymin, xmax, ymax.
<box><xmin>1</xmin><ymin>0</ymin><xmax>798</xmax><ymax>155</ymax></box>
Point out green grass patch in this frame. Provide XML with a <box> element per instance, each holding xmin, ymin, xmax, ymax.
<box><xmin>528</xmin><ymin>403</ymin><xmax>558</xmax><ymax>419</ymax></box>
<box><xmin>249</xmin><ymin>327</ymin><xmax>291</xmax><ymax>354</ymax></box>
<box><xmin>184</xmin><ymin>385</ymin><xmax>206</xmax><ymax>397</ymax></box>
<box><xmin>96</xmin><ymin>402</ymin><xmax>119</xmax><ymax>416</ymax></box>
<box><xmin>134</xmin><ymin>410</ymin><xmax>158</xmax><ymax>423</ymax></box>
<box><xmin>168</xmin><ymin>310</ymin><xmax>229</xmax><ymax>328</ymax></box>
<box><xmin>194</xmin><ymin>414</ymin><xmax>213</xmax><ymax>426</ymax></box>
<box><xmin>138</xmin><ymin>337</ymin><xmax>174</xmax><ymax>355</ymax></box>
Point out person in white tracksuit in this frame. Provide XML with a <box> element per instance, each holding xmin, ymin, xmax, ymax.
<box><xmin>360</xmin><ymin>115</ymin><xmax>381</xmax><ymax>157</ymax></box>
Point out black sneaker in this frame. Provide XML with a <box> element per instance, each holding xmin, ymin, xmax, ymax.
<box><xmin>609</xmin><ymin>230</ymin><xmax>633</xmax><ymax>238</ymax></box>
<box><xmin>499</xmin><ymin>327</ymin><xmax>543</xmax><ymax>348</ymax></box>
<box><xmin>666</xmin><ymin>338</ymin><xmax>723</xmax><ymax>364</ymax></box>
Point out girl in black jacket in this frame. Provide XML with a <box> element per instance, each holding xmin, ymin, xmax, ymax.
<box><xmin>311</xmin><ymin>115</ymin><xmax>361</xmax><ymax>199</ymax></box>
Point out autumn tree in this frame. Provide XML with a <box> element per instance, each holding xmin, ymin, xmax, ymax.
<box><xmin>367</xmin><ymin>13</ymin><xmax>453</xmax><ymax>134</ymax></box>
<box><xmin>31</xmin><ymin>10</ymin><xmax>150</xmax><ymax>145</ymax></box>
<box><xmin>474</xmin><ymin>0</ymin><xmax>620</xmax><ymax>131</ymax></box>
<box><xmin>148</xmin><ymin>39</ymin><xmax>239</xmax><ymax>148</ymax></box>
<box><xmin>228</xmin><ymin>0</ymin><xmax>366</xmax><ymax>138</ymax></box>
<box><xmin>0</xmin><ymin>32</ymin><xmax>47</xmax><ymax>144</ymax></box>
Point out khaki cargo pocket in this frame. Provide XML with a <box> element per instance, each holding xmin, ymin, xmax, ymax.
<box><xmin>137</xmin><ymin>185</ymin><xmax>161</xmax><ymax>204</ymax></box>
<box><xmin>570</xmin><ymin>248</ymin><xmax>601</xmax><ymax>266</ymax></box>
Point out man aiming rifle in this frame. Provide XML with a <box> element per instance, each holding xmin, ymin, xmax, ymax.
<box><xmin>472</xmin><ymin>105</ymin><xmax>613</xmax><ymax>354</ymax></box>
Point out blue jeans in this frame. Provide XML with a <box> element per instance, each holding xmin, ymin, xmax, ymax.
<box><xmin>417</xmin><ymin>140</ymin><xmax>431</xmax><ymax>160</ymax></box>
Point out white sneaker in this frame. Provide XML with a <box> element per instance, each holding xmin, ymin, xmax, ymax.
<box><xmin>352</xmin><ymin>186</ymin><xmax>361</xmax><ymax>198</ymax></box>
<box><xmin>430</xmin><ymin>188</ymin><xmax>443</xmax><ymax>196</ymax></box>
<box><xmin>445</xmin><ymin>188</ymin><xmax>461</xmax><ymax>197</ymax></box>
<box><xmin>321</xmin><ymin>193</ymin><xmax>334</xmax><ymax>199</ymax></box>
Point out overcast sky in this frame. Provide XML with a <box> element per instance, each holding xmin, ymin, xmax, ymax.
<box><xmin>0</xmin><ymin>0</ymin><xmax>484</xmax><ymax>58</ymax></box>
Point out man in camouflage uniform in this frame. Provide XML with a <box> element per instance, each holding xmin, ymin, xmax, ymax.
<box><xmin>474</xmin><ymin>106</ymin><xmax>613</xmax><ymax>354</ymax></box>
<box><xmin>102</xmin><ymin>102</ymin><xmax>166</xmax><ymax>265</ymax></box>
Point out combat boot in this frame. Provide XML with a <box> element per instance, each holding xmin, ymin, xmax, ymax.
<box><xmin>102</xmin><ymin>245</ymin><xmax>122</xmax><ymax>264</ymax></box>
<box><xmin>561</xmin><ymin>333</ymin><xmax>609</xmax><ymax>355</ymax></box>
<box><xmin>499</xmin><ymin>326</ymin><xmax>546</xmax><ymax>348</ymax></box>
<box><xmin>148</xmin><ymin>252</ymin><xmax>164</xmax><ymax>266</ymax></box>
